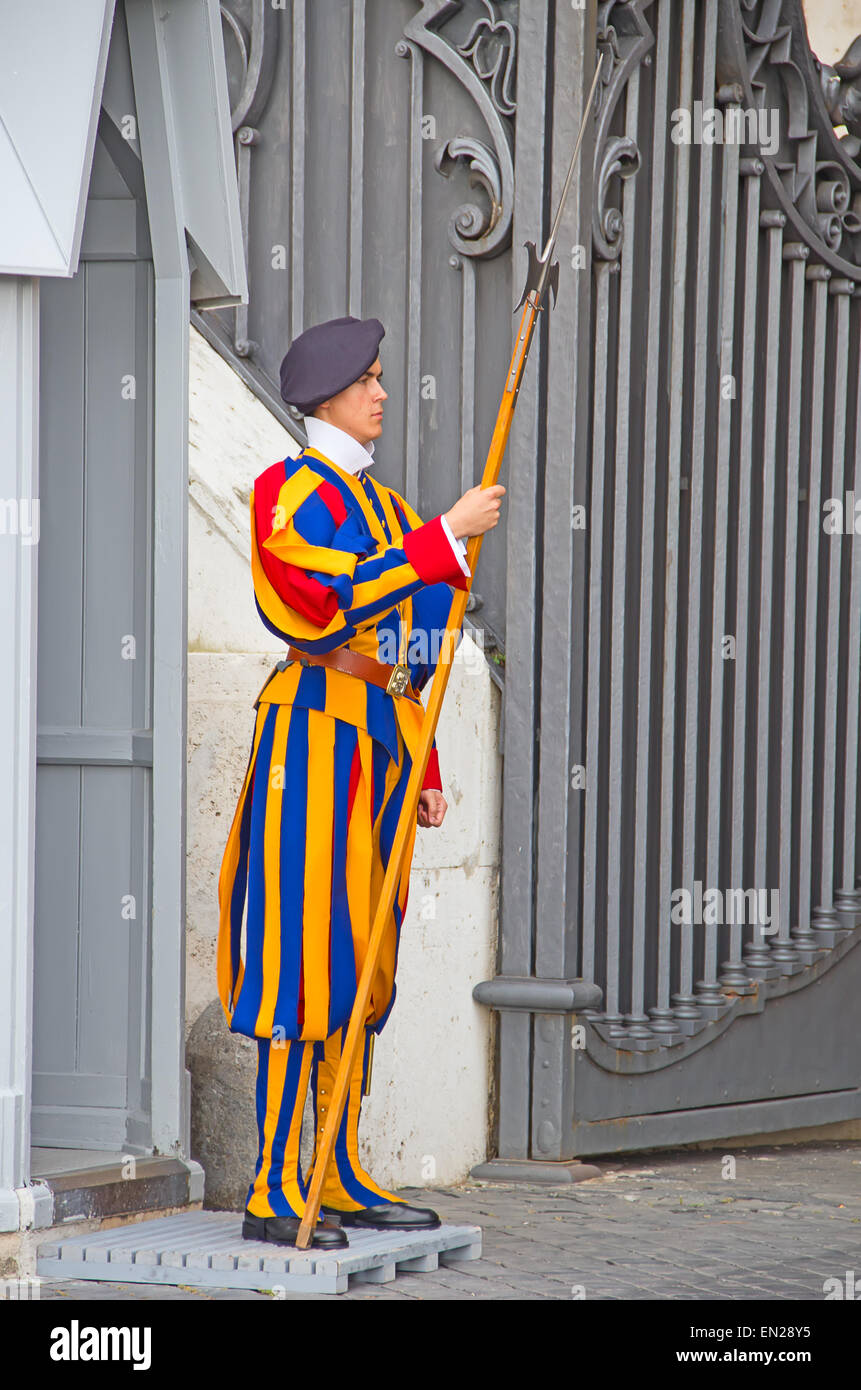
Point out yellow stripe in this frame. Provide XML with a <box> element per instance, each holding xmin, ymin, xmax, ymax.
<box><xmin>281</xmin><ymin>1042</ymin><xmax>313</xmax><ymax>1208</ymax></box>
<box><xmin>304</xmin><ymin>446</ymin><xmax>390</xmax><ymax>546</ymax></box>
<box><xmin>290</xmin><ymin>1043</ymin><xmax>314</xmax><ymax>1163</ymax></box>
<box><xmin>301</xmin><ymin>710</ymin><xmax>335</xmax><ymax>1040</ymax></box>
<box><xmin>254</xmin><ymin>705</ymin><xmax>291</xmax><ymax>1036</ymax></box>
<box><xmin>347</xmin><ymin>628</ymin><xmax>387</xmax><ymax>661</ymax></box>
<box><xmin>366</xmin><ymin>730</ymin><xmax>407</xmax><ymax>1022</ymax></box>
<box><xmin>217</xmin><ymin>703</ymin><xmax>270</xmax><ymax>1021</ymax></box>
<box><xmin>266</xmin><ymin>463</ymin><xmax>326</xmax><ymax>532</ymax></box>
<box><xmin>344</xmin><ymin>728</ymin><xmax>375</xmax><ymax>1007</ymax></box>
<box><xmin>250</xmin><ymin>494</ymin><xmax>349</xmax><ymax>644</ymax></box>
<box><xmin>350</xmin><ymin>558</ymin><xmax>418</xmax><ymax>613</ymax></box>
<box><xmin>247</xmin><ymin>1041</ymin><xmax>314</xmax><ymax>1218</ymax></box>
<box><xmin>386</xmin><ymin>485</ymin><xmax>423</xmax><ymax>533</ymax></box>
<box><xmin>315</xmin><ymin>1029</ymin><xmax>402</xmax><ymax>1210</ymax></box>
<box><xmin>401</xmin><ymin>592</ymin><xmax>414</xmax><ymax>669</ymax></box>
<box><xmin>247</xmin><ymin>1041</ymin><xmax>288</xmax><ymax>1216</ymax></box>
<box><xmin>374</xmin><ymin>482</ymin><xmax>403</xmax><ymax>542</ymax></box>
<box><xmin>257</xmin><ymin>661</ymin><xmax>302</xmax><ymax>708</ymax></box>
<box><xmin>258</xmin><ymin>662</ymin><xmax>370</xmax><ymax>731</ymax></box>
<box><xmin>324</xmin><ymin>666</ymin><xmax>368</xmax><ymax>727</ymax></box>
<box><xmin>262</xmin><ymin>512</ymin><xmax>357</xmax><ymax>578</ymax></box>
<box><xmin>392</xmin><ymin>688</ymin><xmax>424</xmax><ymax>776</ymax></box>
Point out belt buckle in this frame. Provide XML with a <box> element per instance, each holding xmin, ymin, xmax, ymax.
<box><xmin>385</xmin><ymin>662</ymin><xmax>411</xmax><ymax>697</ymax></box>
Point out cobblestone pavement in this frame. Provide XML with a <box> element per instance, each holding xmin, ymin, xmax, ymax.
<box><xmin>36</xmin><ymin>1140</ymin><xmax>861</xmax><ymax>1301</ymax></box>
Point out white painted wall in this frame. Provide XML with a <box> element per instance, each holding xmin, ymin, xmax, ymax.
<box><xmin>186</xmin><ymin>324</ymin><xmax>500</xmax><ymax>1190</ymax></box>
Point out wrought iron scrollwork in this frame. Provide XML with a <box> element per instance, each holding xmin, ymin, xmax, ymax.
<box><xmin>221</xmin><ymin>0</ymin><xmax>278</xmax><ymax>132</ymax></box>
<box><xmin>402</xmin><ymin>0</ymin><xmax>516</xmax><ymax>259</ymax></box>
<box><xmin>456</xmin><ymin>0</ymin><xmax>517</xmax><ymax>117</ymax></box>
<box><xmin>219</xmin><ymin>2</ymin><xmax>280</xmax><ymax>356</ymax></box>
<box><xmin>818</xmin><ymin>36</ymin><xmax>861</xmax><ymax>146</ymax></box>
<box><xmin>435</xmin><ymin>136</ymin><xmax>505</xmax><ymax>248</ymax></box>
<box><xmin>592</xmin><ymin>0</ymin><xmax>654</xmax><ymax>261</ymax></box>
<box><xmin>720</xmin><ymin>0</ymin><xmax>861</xmax><ymax>276</ymax></box>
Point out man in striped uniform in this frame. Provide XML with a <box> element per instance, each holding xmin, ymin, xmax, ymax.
<box><xmin>217</xmin><ymin>315</ymin><xmax>504</xmax><ymax>1247</ymax></box>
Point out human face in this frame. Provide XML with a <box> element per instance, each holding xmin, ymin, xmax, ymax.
<box><xmin>312</xmin><ymin>357</ymin><xmax>388</xmax><ymax>446</ymax></box>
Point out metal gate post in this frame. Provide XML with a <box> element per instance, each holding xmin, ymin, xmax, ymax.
<box><xmin>472</xmin><ymin>0</ymin><xmax>603</xmax><ymax>1182</ymax></box>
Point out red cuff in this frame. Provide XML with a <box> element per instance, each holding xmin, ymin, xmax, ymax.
<box><xmin>421</xmin><ymin>745</ymin><xmax>442</xmax><ymax>791</ymax></box>
<box><xmin>402</xmin><ymin>515</ymin><xmax>470</xmax><ymax>590</ymax></box>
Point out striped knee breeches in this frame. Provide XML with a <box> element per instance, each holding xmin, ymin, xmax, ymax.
<box><xmin>246</xmin><ymin>1025</ymin><xmax>405</xmax><ymax>1218</ymax></box>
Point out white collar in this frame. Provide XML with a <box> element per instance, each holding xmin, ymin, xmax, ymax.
<box><xmin>304</xmin><ymin>415</ymin><xmax>376</xmax><ymax>477</ymax></box>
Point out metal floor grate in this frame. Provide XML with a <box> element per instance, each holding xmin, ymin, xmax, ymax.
<box><xmin>37</xmin><ymin>1210</ymin><xmax>482</xmax><ymax>1294</ymax></box>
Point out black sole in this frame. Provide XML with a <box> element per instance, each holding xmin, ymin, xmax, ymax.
<box><xmin>323</xmin><ymin>1208</ymin><xmax>441</xmax><ymax>1232</ymax></box>
<box><xmin>242</xmin><ymin>1218</ymin><xmax>348</xmax><ymax>1249</ymax></box>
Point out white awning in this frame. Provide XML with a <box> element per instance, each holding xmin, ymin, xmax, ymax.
<box><xmin>0</xmin><ymin>0</ymin><xmax>247</xmax><ymax>306</ymax></box>
<box><xmin>0</xmin><ymin>0</ymin><xmax>116</xmax><ymax>275</ymax></box>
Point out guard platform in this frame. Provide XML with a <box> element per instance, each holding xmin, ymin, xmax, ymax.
<box><xmin>37</xmin><ymin>1209</ymin><xmax>482</xmax><ymax>1295</ymax></box>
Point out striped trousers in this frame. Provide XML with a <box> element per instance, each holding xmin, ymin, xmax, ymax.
<box><xmin>219</xmin><ymin>699</ymin><xmax>419</xmax><ymax>1041</ymax></box>
<box><xmin>245</xmin><ymin>1024</ymin><xmax>405</xmax><ymax>1218</ymax></box>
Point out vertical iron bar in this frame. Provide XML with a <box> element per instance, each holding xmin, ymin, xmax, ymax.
<box><xmin>582</xmin><ymin>262</ymin><xmax>612</xmax><ymax>1014</ymax></box>
<box><xmin>698</xmin><ymin>102</ymin><xmax>740</xmax><ymax>1013</ymax></box>
<box><xmin>493</xmin><ymin>0</ymin><xmax>553</xmax><ymax>1162</ymax></box>
<box><xmin>771</xmin><ymin>244</ymin><xmax>808</xmax><ymax>970</ymax></box>
<box><xmin>348</xmin><ymin>0</ymin><xmax>366</xmax><ymax>318</ymax></box>
<box><xmin>656</xmin><ymin>0</ymin><xmax>695</xmax><ymax>1031</ymax></box>
<box><xmin>838</xmin><ymin>289</ymin><xmax>861</xmax><ymax>912</ymax></box>
<box><xmin>402</xmin><ymin>41</ymin><xmax>424</xmax><ymax>507</ymax></box>
<box><xmin>608</xmin><ymin>68</ymin><xmax>640</xmax><ymax>1036</ymax></box>
<box><xmin>290</xmin><ymin>0</ymin><xmax>306</xmax><ymax>340</ymax></box>
<box><xmin>812</xmin><ymin>279</ymin><xmax>853</xmax><ymax>935</ymax></box>
<box><xmin>722</xmin><ymin>160</ymin><xmax>763</xmax><ymax>991</ymax></box>
<box><xmin>675</xmin><ymin>0</ymin><xmax>718</xmax><ymax>1028</ymax></box>
<box><xmin>452</xmin><ymin>256</ymin><xmax>477</xmax><ymax>494</ymax></box>
<box><xmin>793</xmin><ymin>265</ymin><xmax>831</xmax><ymax>953</ymax></box>
<box><xmin>634</xmin><ymin>0</ymin><xmax>674</xmax><ymax>1040</ymax></box>
<box><xmin>742</xmin><ymin>214</ymin><xmax>784</xmax><ymax>978</ymax></box>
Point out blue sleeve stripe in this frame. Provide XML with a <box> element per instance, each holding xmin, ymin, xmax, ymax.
<box><xmin>347</xmin><ymin>574</ymin><xmax>423</xmax><ymax>625</ymax></box>
<box><xmin>352</xmin><ymin>546</ymin><xmax>409</xmax><ymax>585</ymax></box>
<box><xmin>291</xmin><ymin>489</ymin><xmax>338</xmax><ymax>547</ymax></box>
<box><xmin>307</xmin><ymin>570</ymin><xmax>354</xmax><ymax>606</ymax></box>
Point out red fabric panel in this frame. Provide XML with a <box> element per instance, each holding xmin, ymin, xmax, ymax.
<box><xmin>421</xmin><ymin>744</ymin><xmax>442</xmax><ymax>792</ymax></box>
<box><xmin>253</xmin><ymin>461</ymin><xmax>341</xmax><ymax>627</ymax></box>
<box><xmin>402</xmin><ymin>515</ymin><xmax>469</xmax><ymax>590</ymax></box>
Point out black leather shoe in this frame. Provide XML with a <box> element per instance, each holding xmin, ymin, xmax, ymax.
<box><xmin>242</xmin><ymin>1210</ymin><xmax>348</xmax><ymax>1248</ymax></box>
<box><xmin>322</xmin><ymin>1202</ymin><xmax>440</xmax><ymax>1231</ymax></box>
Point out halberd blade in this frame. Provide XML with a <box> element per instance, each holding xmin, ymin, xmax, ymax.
<box><xmin>512</xmin><ymin>55</ymin><xmax>604</xmax><ymax>314</ymax></box>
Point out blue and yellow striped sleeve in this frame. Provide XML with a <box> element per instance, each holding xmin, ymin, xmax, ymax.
<box><xmin>251</xmin><ymin>459</ymin><xmax>468</xmax><ymax>652</ymax></box>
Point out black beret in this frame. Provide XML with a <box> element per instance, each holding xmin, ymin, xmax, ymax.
<box><xmin>279</xmin><ymin>315</ymin><xmax>386</xmax><ymax>414</ymax></box>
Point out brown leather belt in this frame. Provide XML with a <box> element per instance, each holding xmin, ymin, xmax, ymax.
<box><xmin>284</xmin><ymin>644</ymin><xmax>419</xmax><ymax>701</ymax></box>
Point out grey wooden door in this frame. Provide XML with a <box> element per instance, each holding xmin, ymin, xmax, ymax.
<box><xmin>32</xmin><ymin>129</ymin><xmax>154</xmax><ymax>1152</ymax></box>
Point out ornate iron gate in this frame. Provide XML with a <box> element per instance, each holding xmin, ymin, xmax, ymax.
<box><xmin>203</xmin><ymin>1</ymin><xmax>861</xmax><ymax>1163</ymax></box>
<box><xmin>483</xmin><ymin>0</ymin><xmax>861</xmax><ymax>1165</ymax></box>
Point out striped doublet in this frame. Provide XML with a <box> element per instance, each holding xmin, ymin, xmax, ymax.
<box><xmin>217</xmin><ymin>446</ymin><xmax>469</xmax><ymax>1044</ymax></box>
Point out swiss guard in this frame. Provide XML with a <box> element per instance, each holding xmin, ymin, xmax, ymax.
<box><xmin>216</xmin><ymin>314</ymin><xmax>505</xmax><ymax>1248</ymax></box>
